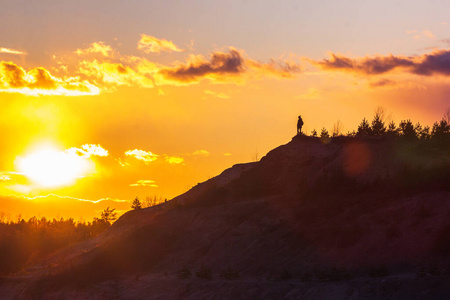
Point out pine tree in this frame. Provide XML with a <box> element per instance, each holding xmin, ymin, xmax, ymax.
<box><xmin>371</xmin><ymin>113</ymin><xmax>386</xmax><ymax>136</ymax></box>
<box><xmin>131</xmin><ymin>197</ymin><xmax>142</xmax><ymax>210</ymax></box>
<box><xmin>320</xmin><ymin>127</ymin><xmax>329</xmax><ymax>138</ymax></box>
<box><xmin>357</xmin><ymin>118</ymin><xmax>372</xmax><ymax>136</ymax></box>
<box><xmin>386</xmin><ymin>121</ymin><xmax>398</xmax><ymax>136</ymax></box>
<box><xmin>398</xmin><ymin>119</ymin><xmax>416</xmax><ymax>139</ymax></box>
<box><xmin>101</xmin><ymin>207</ymin><xmax>117</xmax><ymax>224</ymax></box>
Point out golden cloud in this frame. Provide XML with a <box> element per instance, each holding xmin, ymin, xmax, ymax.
<box><xmin>76</xmin><ymin>42</ymin><xmax>113</xmax><ymax>57</ymax></box>
<box><xmin>129</xmin><ymin>180</ymin><xmax>158</xmax><ymax>187</ymax></box>
<box><xmin>67</xmin><ymin>144</ymin><xmax>109</xmax><ymax>157</ymax></box>
<box><xmin>74</xmin><ymin>42</ymin><xmax>302</xmax><ymax>89</ymax></box>
<box><xmin>0</xmin><ymin>47</ymin><xmax>26</xmax><ymax>55</ymax></box>
<box><xmin>0</xmin><ymin>61</ymin><xmax>99</xmax><ymax>96</ymax></box>
<box><xmin>164</xmin><ymin>155</ymin><xmax>184</xmax><ymax>165</ymax></box>
<box><xmin>125</xmin><ymin>149</ymin><xmax>159</xmax><ymax>164</ymax></box>
<box><xmin>137</xmin><ymin>34</ymin><xmax>184</xmax><ymax>53</ymax></box>
<box><xmin>78</xmin><ymin>59</ymin><xmax>154</xmax><ymax>89</ymax></box>
<box><xmin>192</xmin><ymin>150</ymin><xmax>210</xmax><ymax>156</ymax></box>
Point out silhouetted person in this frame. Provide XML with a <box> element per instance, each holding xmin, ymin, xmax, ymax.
<box><xmin>297</xmin><ymin>115</ymin><xmax>304</xmax><ymax>134</ymax></box>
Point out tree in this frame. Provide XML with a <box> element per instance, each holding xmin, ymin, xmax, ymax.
<box><xmin>431</xmin><ymin>119</ymin><xmax>450</xmax><ymax>140</ymax></box>
<box><xmin>131</xmin><ymin>197</ymin><xmax>142</xmax><ymax>210</ymax></box>
<box><xmin>311</xmin><ymin>129</ymin><xmax>318</xmax><ymax>137</ymax></box>
<box><xmin>386</xmin><ymin>121</ymin><xmax>398</xmax><ymax>136</ymax></box>
<box><xmin>357</xmin><ymin>118</ymin><xmax>372</xmax><ymax>136</ymax></box>
<box><xmin>320</xmin><ymin>127</ymin><xmax>329</xmax><ymax>138</ymax></box>
<box><xmin>371</xmin><ymin>110</ymin><xmax>386</xmax><ymax>136</ymax></box>
<box><xmin>398</xmin><ymin>119</ymin><xmax>416</xmax><ymax>139</ymax></box>
<box><xmin>101</xmin><ymin>207</ymin><xmax>117</xmax><ymax>224</ymax></box>
<box><xmin>332</xmin><ymin>120</ymin><xmax>343</xmax><ymax>137</ymax></box>
<box><xmin>418</xmin><ymin>125</ymin><xmax>431</xmax><ymax>140</ymax></box>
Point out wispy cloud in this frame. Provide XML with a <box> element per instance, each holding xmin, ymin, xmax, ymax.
<box><xmin>246</xmin><ymin>58</ymin><xmax>302</xmax><ymax>78</ymax></box>
<box><xmin>0</xmin><ymin>61</ymin><xmax>99</xmax><ymax>96</ymax></box>
<box><xmin>0</xmin><ymin>47</ymin><xmax>26</xmax><ymax>55</ymax></box>
<box><xmin>125</xmin><ymin>149</ymin><xmax>159</xmax><ymax>164</ymax></box>
<box><xmin>204</xmin><ymin>90</ymin><xmax>230</xmax><ymax>99</ymax></box>
<box><xmin>192</xmin><ymin>150</ymin><xmax>210</xmax><ymax>156</ymax></box>
<box><xmin>314</xmin><ymin>49</ymin><xmax>450</xmax><ymax>77</ymax></box>
<box><xmin>129</xmin><ymin>179</ymin><xmax>158</xmax><ymax>187</ymax></box>
<box><xmin>137</xmin><ymin>34</ymin><xmax>184</xmax><ymax>53</ymax></box>
<box><xmin>406</xmin><ymin>30</ymin><xmax>435</xmax><ymax>40</ymax></box>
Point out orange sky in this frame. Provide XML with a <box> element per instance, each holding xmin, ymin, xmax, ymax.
<box><xmin>0</xmin><ymin>1</ymin><xmax>449</xmax><ymax>220</ymax></box>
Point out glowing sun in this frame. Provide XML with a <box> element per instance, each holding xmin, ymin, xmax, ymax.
<box><xmin>15</xmin><ymin>146</ymin><xmax>93</xmax><ymax>188</ymax></box>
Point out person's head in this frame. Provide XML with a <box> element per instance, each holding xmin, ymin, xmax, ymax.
<box><xmin>298</xmin><ymin>115</ymin><xmax>301</xmax><ymax>118</ymax></box>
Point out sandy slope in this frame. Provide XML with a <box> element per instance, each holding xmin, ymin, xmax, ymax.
<box><xmin>1</xmin><ymin>135</ymin><xmax>450</xmax><ymax>299</ymax></box>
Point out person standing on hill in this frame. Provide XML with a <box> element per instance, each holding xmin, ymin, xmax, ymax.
<box><xmin>297</xmin><ymin>115</ymin><xmax>304</xmax><ymax>135</ymax></box>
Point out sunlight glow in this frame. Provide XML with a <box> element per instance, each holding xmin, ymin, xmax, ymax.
<box><xmin>15</xmin><ymin>146</ymin><xmax>94</xmax><ymax>188</ymax></box>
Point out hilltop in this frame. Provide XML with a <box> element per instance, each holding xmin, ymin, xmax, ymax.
<box><xmin>1</xmin><ymin>135</ymin><xmax>450</xmax><ymax>299</ymax></box>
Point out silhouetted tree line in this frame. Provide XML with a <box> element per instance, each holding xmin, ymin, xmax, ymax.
<box><xmin>0</xmin><ymin>209</ymin><xmax>117</xmax><ymax>276</ymax></box>
<box><xmin>311</xmin><ymin>108</ymin><xmax>450</xmax><ymax>143</ymax></box>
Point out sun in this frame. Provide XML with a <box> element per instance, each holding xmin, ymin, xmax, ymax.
<box><xmin>15</xmin><ymin>146</ymin><xmax>93</xmax><ymax>188</ymax></box>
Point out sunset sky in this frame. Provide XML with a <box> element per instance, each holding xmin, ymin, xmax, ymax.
<box><xmin>1</xmin><ymin>0</ymin><xmax>449</xmax><ymax>220</ymax></box>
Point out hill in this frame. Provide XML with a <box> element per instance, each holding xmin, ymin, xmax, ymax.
<box><xmin>1</xmin><ymin>135</ymin><xmax>450</xmax><ymax>299</ymax></box>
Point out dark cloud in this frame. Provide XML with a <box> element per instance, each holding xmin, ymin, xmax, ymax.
<box><xmin>412</xmin><ymin>50</ymin><xmax>450</xmax><ymax>75</ymax></box>
<box><xmin>316</xmin><ymin>53</ymin><xmax>413</xmax><ymax>74</ymax></box>
<box><xmin>316</xmin><ymin>50</ymin><xmax>450</xmax><ymax>77</ymax></box>
<box><xmin>159</xmin><ymin>49</ymin><xmax>245</xmax><ymax>82</ymax></box>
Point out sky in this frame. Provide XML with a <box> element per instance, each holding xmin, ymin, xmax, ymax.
<box><xmin>0</xmin><ymin>0</ymin><xmax>449</xmax><ymax>220</ymax></box>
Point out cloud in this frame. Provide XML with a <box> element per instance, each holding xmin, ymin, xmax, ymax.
<box><xmin>158</xmin><ymin>49</ymin><xmax>245</xmax><ymax>84</ymax></box>
<box><xmin>314</xmin><ymin>49</ymin><xmax>450</xmax><ymax>77</ymax></box>
<box><xmin>125</xmin><ymin>149</ymin><xmax>158</xmax><ymax>164</ymax></box>
<box><xmin>129</xmin><ymin>180</ymin><xmax>158</xmax><ymax>187</ymax></box>
<box><xmin>246</xmin><ymin>58</ymin><xmax>302</xmax><ymax>78</ymax></box>
<box><xmin>368</xmin><ymin>78</ymin><xmax>396</xmax><ymax>88</ymax></box>
<box><xmin>75</xmin><ymin>42</ymin><xmax>113</xmax><ymax>57</ymax></box>
<box><xmin>406</xmin><ymin>30</ymin><xmax>435</xmax><ymax>40</ymax></box>
<box><xmin>0</xmin><ymin>61</ymin><xmax>99</xmax><ymax>96</ymax></box>
<box><xmin>137</xmin><ymin>34</ymin><xmax>184</xmax><ymax>53</ymax></box>
<box><xmin>0</xmin><ymin>174</ymin><xmax>11</xmax><ymax>181</ymax></box>
<box><xmin>223</xmin><ymin>152</ymin><xmax>232</xmax><ymax>156</ymax></box>
<box><xmin>78</xmin><ymin>59</ymin><xmax>155</xmax><ymax>89</ymax></box>
<box><xmin>192</xmin><ymin>150</ymin><xmax>210</xmax><ymax>156</ymax></box>
<box><xmin>204</xmin><ymin>90</ymin><xmax>230</xmax><ymax>99</ymax></box>
<box><xmin>67</xmin><ymin>144</ymin><xmax>109</xmax><ymax>157</ymax></box>
<box><xmin>0</xmin><ymin>47</ymin><xmax>26</xmax><ymax>55</ymax></box>
<box><xmin>315</xmin><ymin>53</ymin><xmax>414</xmax><ymax>75</ymax></box>
<box><xmin>75</xmin><ymin>42</ymin><xmax>302</xmax><ymax>89</ymax></box>
<box><xmin>116</xmin><ymin>158</ymin><xmax>130</xmax><ymax>167</ymax></box>
<box><xmin>164</xmin><ymin>155</ymin><xmax>184</xmax><ymax>165</ymax></box>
